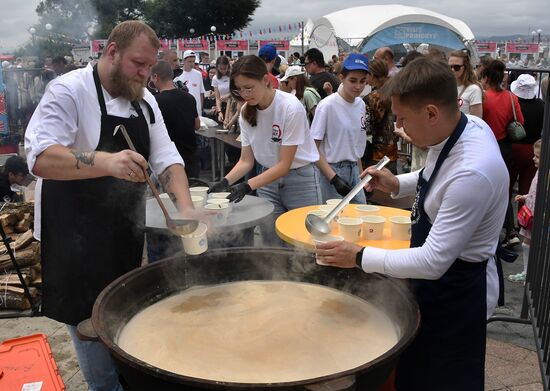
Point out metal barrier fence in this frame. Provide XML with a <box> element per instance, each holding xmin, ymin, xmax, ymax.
<box><xmin>527</xmin><ymin>73</ymin><xmax>550</xmax><ymax>391</ymax></box>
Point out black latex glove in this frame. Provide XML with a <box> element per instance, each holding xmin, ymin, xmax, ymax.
<box><xmin>228</xmin><ymin>182</ymin><xmax>252</xmax><ymax>203</ymax></box>
<box><xmin>208</xmin><ymin>178</ymin><xmax>229</xmax><ymax>193</ymax></box>
<box><xmin>330</xmin><ymin>174</ymin><xmax>352</xmax><ymax>197</ymax></box>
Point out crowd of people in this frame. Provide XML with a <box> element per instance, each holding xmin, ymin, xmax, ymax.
<box><xmin>16</xmin><ymin>19</ymin><xmax>548</xmax><ymax>391</ymax></box>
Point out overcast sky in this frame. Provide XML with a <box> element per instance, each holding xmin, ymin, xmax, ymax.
<box><xmin>1</xmin><ymin>0</ymin><xmax>548</xmax><ymax>51</ymax></box>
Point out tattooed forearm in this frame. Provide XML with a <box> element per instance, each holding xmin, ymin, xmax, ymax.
<box><xmin>70</xmin><ymin>150</ymin><xmax>96</xmax><ymax>169</ymax></box>
<box><xmin>160</xmin><ymin>170</ymin><xmax>173</xmax><ymax>191</ymax></box>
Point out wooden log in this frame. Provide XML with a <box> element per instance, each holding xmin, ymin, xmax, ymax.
<box><xmin>0</xmin><ymin>273</ymin><xmax>30</xmax><ymax>286</ymax></box>
<box><xmin>0</xmin><ymin>286</ymin><xmax>38</xmax><ymax>310</ymax></box>
<box><xmin>0</xmin><ymin>242</ymin><xmax>40</xmax><ymax>271</ymax></box>
<box><xmin>0</xmin><ymin>229</ymin><xmax>35</xmax><ymax>253</ymax></box>
<box><xmin>0</xmin><ymin>213</ymin><xmax>17</xmax><ymax>226</ymax></box>
<box><xmin>15</xmin><ymin>217</ymin><xmax>32</xmax><ymax>233</ymax></box>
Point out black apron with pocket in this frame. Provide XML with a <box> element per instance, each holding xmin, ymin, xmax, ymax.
<box><xmin>40</xmin><ymin>65</ymin><xmax>153</xmax><ymax>325</ymax></box>
<box><xmin>395</xmin><ymin>113</ymin><xmax>487</xmax><ymax>391</ymax></box>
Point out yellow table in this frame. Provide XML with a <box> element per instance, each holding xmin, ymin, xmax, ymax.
<box><xmin>275</xmin><ymin>205</ymin><xmax>412</xmax><ymax>252</ymax></box>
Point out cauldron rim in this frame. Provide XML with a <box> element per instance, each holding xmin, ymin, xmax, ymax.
<box><xmin>92</xmin><ymin>247</ymin><xmax>420</xmax><ymax>389</ymax></box>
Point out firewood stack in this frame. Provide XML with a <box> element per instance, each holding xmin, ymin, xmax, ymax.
<box><xmin>0</xmin><ymin>202</ymin><xmax>40</xmax><ymax>311</ymax></box>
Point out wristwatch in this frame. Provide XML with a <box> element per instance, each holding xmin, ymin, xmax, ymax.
<box><xmin>355</xmin><ymin>248</ymin><xmax>365</xmax><ymax>269</ymax></box>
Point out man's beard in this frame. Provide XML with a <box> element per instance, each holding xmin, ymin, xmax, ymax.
<box><xmin>109</xmin><ymin>60</ymin><xmax>146</xmax><ymax>102</ymax></box>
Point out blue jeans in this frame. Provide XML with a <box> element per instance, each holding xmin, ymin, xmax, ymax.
<box><xmin>66</xmin><ymin>325</ymin><xmax>123</xmax><ymax>391</ymax></box>
<box><xmin>319</xmin><ymin>161</ymin><xmax>366</xmax><ymax>204</ymax></box>
<box><xmin>257</xmin><ymin>163</ymin><xmax>323</xmax><ymax>245</ymax></box>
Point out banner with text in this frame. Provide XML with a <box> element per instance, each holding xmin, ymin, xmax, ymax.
<box><xmin>475</xmin><ymin>42</ymin><xmax>497</xmax><ymax>53</ymax></box>
<box><xmin>178</xmin><ymin>39</ymin><xmax>209</xmax><ymax>51</ymax></box>
<box><xmin>505</xmin><ymin>43</ymin><xmax>540</xmax><ymax>54</ymax></box>
<box><xmin>91</xmin><ymin>39</ymin><xmax>108</xmax><ymax>54</ymax></box>
<box><xmin>259</xmin><ymin>40</ymin><xmax>290</xmax><ymax>51</ymax></box>
<box><xmin>216</xmin><ymin>40</ymin><xmax>249</xmax><ymax>51</ymax></box>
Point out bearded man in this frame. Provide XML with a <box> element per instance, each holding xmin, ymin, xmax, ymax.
<box><xmin>24</xmin><ymin>21</ymin><xmax>195</xmax><ymax>391</ymax></box>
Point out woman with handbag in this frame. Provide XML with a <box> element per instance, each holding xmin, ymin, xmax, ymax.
<box><xmin>481</xmin><ymin>59</ymin><xmax>525</xmax><ymax>248</ymax></box>
<box><xmin>509</xmin><ymin>139</ymin><xmax>541</xmax><ymax>283</ymax></box>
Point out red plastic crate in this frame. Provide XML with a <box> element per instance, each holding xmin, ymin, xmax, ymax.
<box><xmin>0</xmin><ymin>333</ymin><xmax>64</xmax><ymax>391</ymax></box>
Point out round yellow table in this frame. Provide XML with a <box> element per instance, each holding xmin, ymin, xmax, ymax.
<box><xmin>275</xmin><ymin>205</ymin><xmax>412</xmax><ymax>252</ymax></box>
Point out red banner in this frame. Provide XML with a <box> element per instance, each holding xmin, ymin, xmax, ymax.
<box><xmin>259</xmin><ymin>40</ymin><xmax>290</xmax><ymax>51</ymax></box>
<box><xmin>178</xmin><ymin>39</ymin><xmax>209</xmax><ymax>51</ymax></box>
<box><xmin>475</xmin><ymin>42</ymin><xmax>497</xmax><ymax>53</ymax></box>
<box><xmin>159</xmin><ymin>39</ymin><xmax>171</xmax><ymax>51</ymax></box>
<box><xmin>505</xmin><ymin>43</ymin><xmax>540</xmax><ymax>54</ymax></box>
<box><xmin>216</xmin><ymin>40</ymin><xmax>249</xmax><ymax>51</ymax></box>
<box><xmin>91</xmin><ymin>39</ymin><xmax>107</xmax><ymax>54</ymax></box>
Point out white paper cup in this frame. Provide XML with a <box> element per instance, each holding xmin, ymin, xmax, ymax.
<box><xmin>206</xmin><ymin>198</ymin><xmax>231</xmax><ymax>212</ymax></box>
<box><xmin>337</xmin><ymin>217</ymin><xmax>363</xmax><ymax>242</ymax></box>
<box><xmin>390</xmin><ymin>216</ymin><xmax>412</xmax><ymax>241</ymax></box>
<box><xmin>210</xmin><ymin>192</ymin><xmax>231</xmax><ymax>199</ymax></box>
<box><xmin>355</xmin><ymin>205</ymin><xmax>380</xmax><ymax>216</ymax></box>
<box><xmin>313</xmin><ymin>235</ymin><xmax>344</xmax><ymax>266</ymax></box>
<box><xmin>181</xmin><ymin>222</ymin><xmax>208</xmax><ymax>255</ymax></box>
<box><xmin>205</xmin><ymin>203</ymin><xmax>230</xmax><ymax>224</ymax></box>
<box><xmin>361</xmin><ymin>216</ymin><xmax>386</xmax><ymax>240</ymax></box>
<box><xmin>191</xmin><ymin>195</ymin><xmax>204</xmax><ymax>208</ymax></box>
<box><xmin>190</xmin><ymin>186</ymin><xmax>209</xmax><ymax>201</ymax></box>
<box><xmin>326</xmin><ymin>199</ymin><xmax>342</xmax><ymax>206</ymax></box>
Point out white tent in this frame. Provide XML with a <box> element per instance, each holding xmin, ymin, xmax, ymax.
<box><xmin>309</xmin><ymin>4</ymin><xmax>475</xmax><ymax>59</ymax></box>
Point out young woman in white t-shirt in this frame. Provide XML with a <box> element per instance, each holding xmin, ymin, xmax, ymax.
<box><xmin>212</xmin><ymin>56</ymin><xmax>231</xmax><ymax>123</ymax></box>
<box><xmin>449</xmin><ymin>50</ymin><xmax>483</xmax><ymax>117</ymax></box>
<box><xmin>310</xmin><ymin>53</ymin><xmax>369</xmax><ymax>203</ymax></box>
<box><xmin>209</xmin><ymin>55</ymin><xmax>322</xmax><ymax>237</ymax></box>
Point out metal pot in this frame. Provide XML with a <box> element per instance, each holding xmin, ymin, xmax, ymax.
<box><xmin>91</xmin><ymin>248</ymin><xmax>420</xmax><ymax>390</ymax></box>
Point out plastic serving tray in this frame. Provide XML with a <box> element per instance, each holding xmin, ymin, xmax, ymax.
<box><xmin>0</xmin><ymin>333</ymin><xmax>64</xmax><ymax>391</ymax></box>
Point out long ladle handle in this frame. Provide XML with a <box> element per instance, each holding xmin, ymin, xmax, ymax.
<box><xmin>324</xmin><ymin>156</ymin><xmax>390</xmax><ymax>223</ymax></box>
<box><xmin>115</xmin><ymin>125</ymin><xmax>175</xmax><ymax>229</ymax></box>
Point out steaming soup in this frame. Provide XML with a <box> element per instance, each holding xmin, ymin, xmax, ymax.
<box><xmin>117</xmin><ymin>281</ymin><xmax>398</xmax><ymax>383</ymax></box>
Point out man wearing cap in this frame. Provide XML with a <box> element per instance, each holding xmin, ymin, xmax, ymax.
<box><xmin>304</xmin><ymin>48</ymin><xmax>340</xmax><ymax>99</ymax></box>
<box><xmin>510</xmin><ymin>73</ymin><xmax>544</xmax><ymax>197</ymax></box>
<box><xmin>310</xmin><ymin>53</ymin><xmax>369</xmax><ymax>203</ymax></box>
<box><xmin>258</xmin><ymin>44</ymin><xmax>279</xmax><ymax>89</ymax></box>
<box><xmin>174</xmin><ymin>50</ymin><xmax>206</xmax><ymax>116</ymax></box>
<box><xmin>0</xmin><ymin>155</ymin><xmax>29</xmax><ymax>202</ymax></box>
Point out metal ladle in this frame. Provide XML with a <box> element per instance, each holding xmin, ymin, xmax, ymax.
<box><xmin>113</xmin><ymin>125</ymin><xmax>198</xmax><ymax>235</ymax></box>
<box><xmin>305</xmin><ymin>156</ymin><xmax>390</xmax><ymax>237</ymax></box>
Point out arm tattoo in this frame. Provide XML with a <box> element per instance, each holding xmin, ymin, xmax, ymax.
<box><xmin>70</xmin><ymin>150</ymin><xmax>96</xmax><ymax>169</ymax></box>
<box><xmin>160</xmin><ymin>170</ymin><xmax>173</xmax><ymax>191</ymax></box>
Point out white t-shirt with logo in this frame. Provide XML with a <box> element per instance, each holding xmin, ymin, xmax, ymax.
<box><xmin>310</xmin><ymin>92</ymin><xmax>367</xmax><ymax>162</ymax></box>
<box><xmin>239</xmin><ymin>90</ymin><xmax>319</xmax><ymax>169</ymax></box>
<box><xmin>212</xmin><ymin>74</ymin><xmax>230</xmax><ymax>97</ymax></box>
<box><xmin>457</xmin><ymin>84</ymin><xmax>482</xmax><ymax>115</ymax></box>
<box><xmin>174</xmin><ymin>69</ymin><xmax>205</xmax><ymax>114</ymax></box>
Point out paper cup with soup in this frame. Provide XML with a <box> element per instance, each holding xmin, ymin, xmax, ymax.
<box><xmin>390</xmin><ymin>216</ymin><xmax>412</xmax><ymax>241</ymax></box>
<box><xmin>204</xmin><ymin>203</ymin><xmax>230</xmax><ymax>224</ymax></box>
<box><xmin>181</xmin><ymin>222</ymin><xmax>208</xmax><ymax>255</ymax></box>
<box><xmin>355</xmin><ymin>204</ymin><xmax>380</xmax><ymax>216</ymax></box>
<box><xmin>313</xmin><ymin>235</ymin><xmax>344</xmax><ymax>266</ymax></box>
<box><xmin>206</xmin><ymin>198</ymin><xmax>232</xmax><ymax>212</ymax></box>
<box><xmin>210</xmin><ymin>192</ymin><xmax>231</xmax><ymax>200</ymax></box>
<box><xmin>191</xmin><ymin>195</ymin><xmax>204</xmax><ymax>208</ymax></box>
<box><xmin>190</xmin><ymin>186</ymin><xmax>209</xmax><ymax>201</ymax></box>
<box><xmin>361</xmin><ymin>216</ymin><xmax>386</xmax><ymax>240</ymax></box>
<box><xmin>337</xmin><ymin>217</ymin><xmax>363</xmax><ymax>242</ymax></box>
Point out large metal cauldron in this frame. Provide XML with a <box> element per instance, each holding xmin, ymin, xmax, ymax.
<box><xmin>92</xmin><ymin>248</ymin><xmax>420</xmax><ymax>390</ymax></box>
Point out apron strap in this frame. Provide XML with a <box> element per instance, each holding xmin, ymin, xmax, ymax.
<box><xmin>92</xmin><ymin>64</ymin><xmax>108</xmax><ymax>117</ymax></box>
<box><xmin>131</xmin><ymin>101</ymin><xmax>156</xmax><ymax>125</ymax></box>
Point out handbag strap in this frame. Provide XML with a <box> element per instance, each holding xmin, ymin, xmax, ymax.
<box><xmin>509</xmin><ymin>91</ymin><xmax>518</xmax><ymax>121</ymax></box>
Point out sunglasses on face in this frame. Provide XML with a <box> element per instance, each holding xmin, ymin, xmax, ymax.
<box><xmin>450</xmin><ymin>64</ymin><xmax>465</xmax><ymax>72</ymax></box>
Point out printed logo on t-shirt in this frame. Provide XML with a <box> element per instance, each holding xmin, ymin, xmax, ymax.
<box><xmin>271</xmin><ymin>124</ymin><xmax>282</xmax><ymax>143</ymax></box>
<box><xmin>360</xmin><ymin>115</ymin><xmax>368</xmax><ymax>132</ymax></box>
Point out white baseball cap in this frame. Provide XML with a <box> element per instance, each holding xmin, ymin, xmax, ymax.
<box><xmin>183</xmin><ymin>50</ymin><xmax>196</xmax><ymax>59</ymax></box>
<box><xmin>280</xmin><ymin>65</ymin><xmax>305</xmax><ymax>82</ymax></box>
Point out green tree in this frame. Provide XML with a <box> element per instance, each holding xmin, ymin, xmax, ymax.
<box><xmin>142</xmin><ymin>0</ymin><xmax>261</xmax><ymax>38</ymax></box>
<box><xmin>92</xmin><ymin>0</ymin><xmax>145</xmax><ymax>38</ymax></box>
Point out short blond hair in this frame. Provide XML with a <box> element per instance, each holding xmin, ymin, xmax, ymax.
<box><xmin>534</xmin><ymin>139</ymin><xmax>542</xmax><ymax>150</ymax></box>
<box><xmin>106</xmin><ymin>20</ymin><xmax>160</xmax><ymax>54</ymax></box>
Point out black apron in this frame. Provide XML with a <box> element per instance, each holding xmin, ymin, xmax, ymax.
<box><xmin>395</xmin><ymin>113</ymin><xmax>487</xmax><ymax>391</ymax></box>
<box><xmin>41</xmin><ymin>65</ymin><xmax>153</xmax><ymax>325</ymax></box>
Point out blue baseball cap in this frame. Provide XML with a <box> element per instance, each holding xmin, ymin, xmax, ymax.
<box><xmin>343</xmin><ymin>53</ymin><xmax>369</xmax><ymax>72</ymax></box>
<box><xmin>259</xmin><ymin>44</ymin><xmax>277</xmax><ymax>62</ymax></box>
